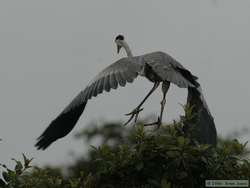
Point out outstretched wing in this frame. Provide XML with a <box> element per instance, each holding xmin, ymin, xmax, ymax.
<box><xmin>35</xmin><ymin>57</ymin><xmax>142</xmax><ymax>150</ymax></box>
<box><xmin>70</xmin><ymin>57</ymin><xmax>141</xmax><ymax>108</ymax></box>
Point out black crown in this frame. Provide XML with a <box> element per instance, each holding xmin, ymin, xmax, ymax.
<box><xmin>115</xmin><ymin>35</ymin><xmax>124</xmax><ymax>40</ymax></box>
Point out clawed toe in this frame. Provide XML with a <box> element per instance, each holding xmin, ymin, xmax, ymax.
<box><xmin>144</xmin><ymin>117</ymin><xmax>161</xmax><ymax>130</ymax></box>
<box><xmin>123</xmin><ymin>107</ymin><xmax>144</xmax><ymax>126</ymax></box>
<box><xmin>125</xmin><ymin>108</ymin><xmax>143</xmax><ymax>116</ymax></box>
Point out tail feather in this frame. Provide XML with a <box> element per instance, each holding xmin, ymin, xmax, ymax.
<box><xmin>185</xmin><ymin>86</ymin><xmax>217</xmax><ymax>146</ymax></box>
<box><xmin>35</xmin><ymin>101</ymin><xmax>87</xmax><ymax>150</ymax></box>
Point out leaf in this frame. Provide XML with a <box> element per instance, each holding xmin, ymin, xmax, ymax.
<box><xmin>243</xmin><ymin>141</ymin><xmax>248</xmax><ymax>148</ymax></box>
<box><xmin>201</xmin><ymin>156</ymin><xmax>208</xmax><ymax>164</ymax></box>
<box><xmin>166</xmin><ymin>150</ymin><xmax>179</xmax><ymax>158</ymax></box>
<box><xmin>0</xmin><ymin>178</ymin><xmax>5</xmax><ymax>186</ymax></box>
<box><xmin>136</xmin><ymin>162</ymin><xmax>144</xmax><ymax>171</ymax></box>
<box><xmin>147</xmin><ymin>179</ymin><xmax>160</xmax><ymax>186</ymax></box>
<box><xmin>2</xmin><ymin>171</ymin><xmax>10</xmax><ymax>182</ymax></box>
<box><xmin>177</xmin><ymin>171</ymin><xmax>188</xmax><ymax>180</ymax></box>
<box><xmin>90</xmin><ymin>145</ymin><xmax>98</xmax><ymax>150</ymax></box>
<box><xmin>200</xmin><ymin>144</ymin><xmax>211</xmax><ymax>151</ymax></box>
<box><xmin>161</xmin><ymin>179</ymin><xmax>171</xmax><ymax>188</ymax></box>
<box><xmin>177</xmin><ymin>136</ymin><xmax>185</xmax><ymax>146</ymax></box>
<box><xmin>22</xmin><ymin>153</ymin><xmax>33</xmax><ymax>168</ymax></box>
<box><xmin>13</xmin><ymin>159</ymin><xmax>23</xmax><ymax>175</ymax></box>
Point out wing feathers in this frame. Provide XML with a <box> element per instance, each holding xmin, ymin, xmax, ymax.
<box><xmin>116</xmin><ymin>71</ymin><xmax>126</xmax><ymax>86</ymax></box>
<box><xmin>109</xmin><ymin>73</ymin><xmax>118</xmax><ymax>89</ymax></box>
<box><xmin>35</xmin><ymin>57</ymin><xmax>141</xmax><ymax>150</ymax></box>
<box><xmin>35</xmin><ymin>101</ymin><xmax>87</xmax><ymax>150</ymax></box>
<box><xmin>92</xmin><ymin>80</ymin><xmax>100</xmax><ymax>97</ymax></box>
<box><xmin>120</xmin><ymin>71</ymin><xmax>132</xmax><ymax>83</ymax></box>
<box><xmin>97</xmin><ymin>77</ymin><xmax>105</xmax><ymax>95</ymax></box>
<box><xmin>84</xmin><ymin>58</ymin><xmax>140</xmax><ymax>100</ymax></box>
<box><xmin>104</xmin><ymin>74</ymin><xmax>111</xmax><ymax>92</ymax></box>
<box><xmin>87</xmin><ymin>85</ymin><xmax>94</xmax><ymax>100</ymax></box>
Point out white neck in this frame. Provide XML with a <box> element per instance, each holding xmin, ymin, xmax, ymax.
<box><xmin>122</xmin><ymin>41</ymin><xmax>133</xmax><ymax>57</ymax></box>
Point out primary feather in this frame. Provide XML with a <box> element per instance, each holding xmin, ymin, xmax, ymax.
<box><xmin>36</xmin><ymin>57</ymin><xmax>141</xmax><ymax>149</ymax></box>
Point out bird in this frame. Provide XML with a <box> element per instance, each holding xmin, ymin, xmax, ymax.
<box><xmin>35</xmin><ymin>34</ymin><xmax>217</xmax><ymax>150</ymax></box>
<box><xmin>116</xmin><ymin>35</ymin><xmax>217</xmax><ymax>145</ymax></box>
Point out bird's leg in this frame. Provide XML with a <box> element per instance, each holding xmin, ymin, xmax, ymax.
<box><xmin>144</xmin><ymin>81</ymin><xmax>170</xmax><ymax>129</ymax></box>
<box><xmin>143</xmin><ymin>94</ymin><xmax>166</xmax><ymax>129</ymax></box>
<box><xmin>124</xmin><ymin>82</ymin><xmax>160</xmax><ymax>126</ymax></box>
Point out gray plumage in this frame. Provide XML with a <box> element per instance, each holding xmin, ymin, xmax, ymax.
<box><xmin>64</xmin><ymin>57</ymin><xmax>141</xmax><ymax>114</ymax></box>
<box><xmin>57</xmin><ymin>51</ymin><xmax>206</xmax><ymax>117</ymax></box>
<box><xmin>35</xmin><ymin>36</ymin><xmax>217</xmax><ymax>150</ymax></box>
<box><xmin>60</xmin><ymin>51</ymin><xmax>201</xmax><ymax>116</ymax></box>
<box><xmin>184</xmin><ymin>87</ymin><xmax>217</xmax><ymax>146</ymax></box>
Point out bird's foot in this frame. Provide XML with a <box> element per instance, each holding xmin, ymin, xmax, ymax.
<box><xmin>144</xmin><ymin>117</ymin><xmax>162</xmax><ymax>130</ymax></box>
<box><xmin>123</xmin><ymin>107</ymin><xmax>144</xmax><ymax>126</ymax></box>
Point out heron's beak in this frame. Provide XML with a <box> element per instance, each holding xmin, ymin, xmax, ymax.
<box><xmin>117</xmin><ymin>45</ymin><xmax>122</xmax><ymax>54</ymax></box>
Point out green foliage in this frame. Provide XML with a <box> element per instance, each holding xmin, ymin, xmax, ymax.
<box><xmin>0</xmin><ymin>154</ymin><xmax>33</xmax><ymax>188</ymax></box>
<box><xmin>69</xmin><ymin>122</ymin><xmax>250</xmax><ymax>188</ymax></box>
<box><xmin>0</xmin><ymin>155</ymin><xmax>92</xmax><ymax>188</ymax></box>
<box><xmin>1</xmin><ymin>118</ymin><xmax>249</xmax><ymax>188</ymax></box>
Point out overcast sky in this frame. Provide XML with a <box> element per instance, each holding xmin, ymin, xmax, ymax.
<box><xmin>0</xmin><ymin>0</ymin><xmax>250</xmax><ymax>168</ymax></box>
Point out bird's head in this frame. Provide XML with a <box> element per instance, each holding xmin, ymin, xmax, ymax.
<box><xmin>115</xmin><ymin>34</ymin><xmax>125</xmax><ymax>54</ymax></box>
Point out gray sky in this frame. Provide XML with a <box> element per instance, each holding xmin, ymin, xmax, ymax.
<box><xmin>0</xmin><ymin>0</ymin><xmax>250</xmax><ymax>168</ymax></box>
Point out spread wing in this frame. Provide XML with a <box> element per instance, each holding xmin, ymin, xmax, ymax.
<box><xmin>64</xmin><ymin>57</ymin><xmax>142</xmax><ymax>113</ymax></box>
<box><xmin>35</xmin><ymin>57</ymin><xmax>142</xmax><ymax>150</ymax></box>
<box><xmin>86</xmin><ymin>58</ymin><xmax>140</xmax><ymax>98</ymax></box>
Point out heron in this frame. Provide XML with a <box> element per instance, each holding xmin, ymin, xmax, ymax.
<box><xmin>35</xmin><ymin>35</ymin><xmax>216</xmax><ymax>150</ymax></box>
<box><xmin>116</xmin><ymin>35</ymin><xmax>217</xmax><ymax>145</ymax></box>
